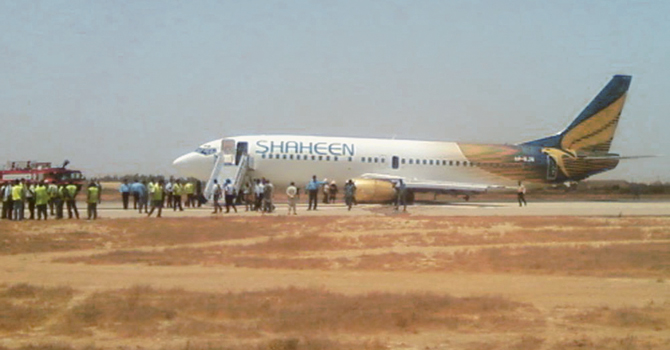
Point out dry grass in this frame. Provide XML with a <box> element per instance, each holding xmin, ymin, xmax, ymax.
<box><xmin>464</xmin><ymin>335</ymin><xmax>545</xmax><ymax>350</ymax></box>
<box><xmin>63</xmin><ymin>239</ymin><xmax>670</xmax><ymax>278</ymax></box>
<box><xmin>0</xmin><ymin>284</ymin><xmax>74</xmax><ymax>332</ymax></box>
<box><xmin>0</xmin><ymin>218</ymin><xmax>272</xmax><ymax>255</ymax></box>
<box><xmin>548</xmin><ymin>335</ymin><xmax>670</xmax><ymax>350</ymax></box>
<box><xmin>464</xmin><ymin>334</ymin><xmax>670</xmax><ymax>350</ymax></box>
<box><xmin>437</xmin><ymin>242</ymin><xmax>670</xmax><ymax>277</ymax></box>
<box><xmin>568</xmin><ymin>304</ymin><xmax>670</xmax><ymax>330</ymax></box>
<box><xmin>0</xmin><ymin>338</ymin><xmax>389</xmax><ymax>350</ymax></box>
<box><xmin>4</xmin><ymin>217</ymin><xmax>670</xmax><ymax>349</ymax></box>
<box><xmin>4</xmin><ymin>216</ymin><xmax>669</xmax><ymax>256</ymax></box>
<box><xmin>50</xmin><ymin>285</ymin><xmax>539</xmax><ymax>338</ymax></box>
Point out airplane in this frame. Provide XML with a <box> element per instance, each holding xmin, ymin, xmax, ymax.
<box><xmin>173</xmin><ymin>75</ymin><xmax>640</xmax><ymax>202</ymax></box>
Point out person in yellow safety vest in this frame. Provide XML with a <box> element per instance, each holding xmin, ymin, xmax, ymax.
<box><xmin>184</xmin><ymin>181</ymin><xmax>195</xmax><ymax>208</ymax></box>
<box><xmin>34</xmin><ymin>181</ymin><xmax>49</xmax><ymax>220</ymax></box>
<box><xmin>147</xmin><ymin>179</ymin><xmax>164</xmax><ymax>218</ymax></box>
<box><xmin>65</xmin><ymin>182</ymin><xmax>80</xmax><ymax>219</ymax></box>
<box><xmin>47</xmin><ymin>182</ymin><xmax>58</xmax><ymax>215</ymax></box>
<box><xmin>56</xmin><ymin>185</ymin><xmax>66</xmax><ymax>219</ymax></box>
<box><xmin>11</xmin><ymin>180</ymin><xmax>25</xmax><ymax>221</ymax></box>
<box><xmin>172</xmin><ymin>179</ymin><xmax>184</xmax><ymax>211</ymax></box>
<box><xmin>86</xmin><ymin>182</ymin><xmax>100</xmax><ymax>220</ymax></box>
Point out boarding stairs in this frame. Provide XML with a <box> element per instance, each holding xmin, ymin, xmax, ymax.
<box><xmin>203</xmin><ymin>153</ymin><xmax>250</xmax><ymax>201</ymax></box>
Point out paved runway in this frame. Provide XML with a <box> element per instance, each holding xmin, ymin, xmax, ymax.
<box><xmin>91</xmin><ymin>200</ymin><xmax>670</xmax><ymax>218</ymax></box>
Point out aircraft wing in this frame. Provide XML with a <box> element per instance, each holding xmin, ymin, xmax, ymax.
<box><xmin>360</xmin><ymin>173</ymin><xmax>508</xmax><ymax>193</ymax></box>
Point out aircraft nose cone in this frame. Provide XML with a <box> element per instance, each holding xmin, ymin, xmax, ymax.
<box><xmin>173</xmin><ymin>152</ymin><xmax>215</xmax><ymax>180</ymax></box>
<box><xmin>173</xmin><ymin>153</ymin><xmax>201</xmax><ymax>176</ymax></box>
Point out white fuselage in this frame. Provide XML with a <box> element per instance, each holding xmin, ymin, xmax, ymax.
<box><xmin>173</xmin><ymin>135</ymin><xmax>516</xmax><ymax>187</ymax></box>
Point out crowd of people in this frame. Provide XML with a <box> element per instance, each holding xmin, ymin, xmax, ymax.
<box><xmin>1</xmin><ymin>179</ymin><xmax>101</xmax><ymax>221</ymax></box>
<box><xmin>117</xmin><ymin>178</ymin><xmax>205</xmax><ymax>218</ymax></box>
<box><xmin>1</xmin><ymin>174</ymin><xmax>419</xmax><ymax>221</ymax></box>
<box><xmin>118</xmin><ymin>175</ymin><xmax>363</xmax><ymax>217</ymax></box>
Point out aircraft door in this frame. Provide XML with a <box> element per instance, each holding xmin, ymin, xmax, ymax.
<box><xmin>235</xmin><ymin>142</ymin><xmax>248</xmax><ymax>165</ymax></box>
<box><xmin>221</xmin><ymin>139</ymin><xmax>236</xmax><ymax>165</ymax></box>
<box><xmin>392</xmin><ymin>156</ymin><xmax>399</xmax><ymax>169</ymax></box>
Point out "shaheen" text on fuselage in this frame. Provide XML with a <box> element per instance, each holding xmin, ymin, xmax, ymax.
<box><xmin>255</xmin><ymin>140</ymin><xmax>355</xmax><ymax>156</ymax></box>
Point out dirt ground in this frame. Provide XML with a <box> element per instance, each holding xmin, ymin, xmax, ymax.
<box><xmin>0</xmin><ymin>213</ymin><xmax>669</xmax><ymax>350</ymax></box>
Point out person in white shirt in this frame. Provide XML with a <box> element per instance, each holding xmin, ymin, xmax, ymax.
<box><xmin>286</xmin><ymin>182</ymin><xmax>298</xmax><ymax>215</ymax></box>
<box><xmin>211</xmin><ymin>179</ymin><xmax>223</xmax><ymax>214</ymax></box>
<box><xmin>517</xmin><ymin>181</ymin><xmax>527</xmax><ymax>207</ymax></box>
<box><xmin>165</xmin><ymin>179</ymin><xmax>174</xmax><ymax>208</ymax></box>
<box><xmin>224</xmin><ymin>179</ymin><xmax>237</xmax><ymax>213</ymax></box>
<box><xmin>254</xmin><ymin>179</ymin><xmax>264</xmax><ymax>211</ymax></box>
<box><xmin>2</xmin><ymin>183</ymin><xmax>13</xmax><ymax>220</ymax></box>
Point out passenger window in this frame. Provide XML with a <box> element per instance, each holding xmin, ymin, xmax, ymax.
<box><xmin>283</xmin><ymin>154</ymin><xmax>287</xmax><ymax>159</ymax></box>
<box><xmin>361</xmin><ymin>157</ymin><xmax>365</xmax><ymax>162</ymax></box>
<box><xmin>289</xmin><ymin>155</ymin><xmax>294</xmax><ymax>160</ymax></box>
<box><xmin>442</xmin><ymin>160</ymin><xmax>446</xmax><ymax>166</ymax></box>
<box><xmin>381</xmin><ymin>158</ymin><xmax>385</xmax><ymax>163</ymax></box>
<box><xmin>368</xmin><ymin>157</ymin><xmax>372</xmax><ymax>163</ymax></box>
<box><xmin>318</xmin><ymin>156</ymin><xmax>323</xmax><ymax>161</ymax></box>
<box><xmin>401</xmin><ymin>159</ymin><xmax>406</xmax><ymax>164</ymax></box>
<box><xmin>311</xmin><ymin>155</ymin><xmax>316</xmax><ymax>160</ymax></box>
<box><xmin>268</xmin><ymin>154</ymin><xmax>273</xmax><ymax>159</ymax></box>
<box><xmin>262</xmin><ymin>154</ymin><xmax>266</xmax><ymax>159</ymax></box>
<box><xmin>334</xmin><ymin>156</ymin><xmax>338</xmax><ymax>161</ymax></box>
<box><xmin>422</xmin><ymin>160</ymin><xmax>427</xmax><ymax>165</ymax></box>
<box><xmin>455</xmin><ymin>161</ymin><xmax>460</xmax><ymax>166</ymax></box>
<box><xmin>326</xmin><ymin>156</ymin><xmax>330</xmax><ymax>161</ymax></box>
<box><xmin>374</xmin><ymin>158</ymin><xmax>378</xmax><ymax>163</ymax></box>
<box><xmin>409</xmin><ymin>159</ymin><xmax>413</xmax><ymax>164</ymax></box>
<box><xmin>348</xmin><ymin>157</ymin><xmax>352</xmax><ymax>162</ymax></box>
<box><xmin>429</xmin><ymin>160</ymin><xmax>433</xmax><ymax>165</ymax></box>
<box><xmin>449</xmin><ymin>160</ymin><xmax>453</xmax><ymax>166</ymax></box>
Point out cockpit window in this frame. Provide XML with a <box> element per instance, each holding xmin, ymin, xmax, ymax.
<box><xmin>195</xmin><ymin>147</ymin><xmax>216</xmax><ymax>156</ymax></box>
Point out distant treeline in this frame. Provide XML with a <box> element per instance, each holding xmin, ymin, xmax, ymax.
<box><xmin>543</xmin><ymin>181</ymin><xmax>670</xmax><ymax>195</ymax></box>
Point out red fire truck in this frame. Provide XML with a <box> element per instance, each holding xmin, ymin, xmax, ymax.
<box><xmin>0</xmin><ymin>160</ymin><xmax>85</xmax><ymax>185</ymax></box>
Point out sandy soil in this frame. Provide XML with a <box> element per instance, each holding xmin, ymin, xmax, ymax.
<box><xmin>0</xmin><ymin>213</ymin><xmax>669</xmax><ymax>349</ymax></box>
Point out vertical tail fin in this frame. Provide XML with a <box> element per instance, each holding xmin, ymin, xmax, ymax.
<box><xmin>523</xmin><ymin>75</ymin><xmax>632</xmax><ymax>153</ymax></box>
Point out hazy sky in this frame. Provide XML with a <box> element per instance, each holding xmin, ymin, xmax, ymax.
<box><xmin>1</xmin><ymin>0</ymin><xmax>668</xmax><ymax>181</ymax></box>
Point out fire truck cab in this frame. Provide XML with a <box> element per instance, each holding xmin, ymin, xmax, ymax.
<box><xmin>0</xmin><ymin>161</ymin><xmax>85</xmax><ymax>185</ymax></box>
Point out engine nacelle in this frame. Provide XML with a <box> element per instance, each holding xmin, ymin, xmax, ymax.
<box><xmin>352</xmin><ymin>178</ymin><xmax>397</xmax><ymax>203</ymax></box>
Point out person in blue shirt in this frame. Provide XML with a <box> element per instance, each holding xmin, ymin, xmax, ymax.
<box><xmin>305</xmin><ymin>175</ymin><xmax>327</xmax><ymax>211</ymax></box>
<box><xmin>394</xmin><ymin>179</ymin><xmax>408</xmax><ymax>212</ymax></box>
<box><xmin>119</xmin><ymin>180</ymin><xmax>131</xmax><ymax>209</ymax></box>
<box><xmin>136</xmin><ymin>181</ymin><xmax>148</xmax><ymax>214</ymax></box>
<box><xmin>129</xmin><ymin>179</ymin><xmax>144</xmax><ymax>211</ymax></box>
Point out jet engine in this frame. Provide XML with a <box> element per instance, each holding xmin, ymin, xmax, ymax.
<box><xmin>352</xmin><ymin>178</ymin><xmax>397</xmax><ymax>203</ymax></box>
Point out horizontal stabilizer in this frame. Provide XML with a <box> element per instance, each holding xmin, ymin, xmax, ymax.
<box><xmin>576</xmin><ymin>154</ymin><xmax>659</xmax><ymax>160</ymax></box>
